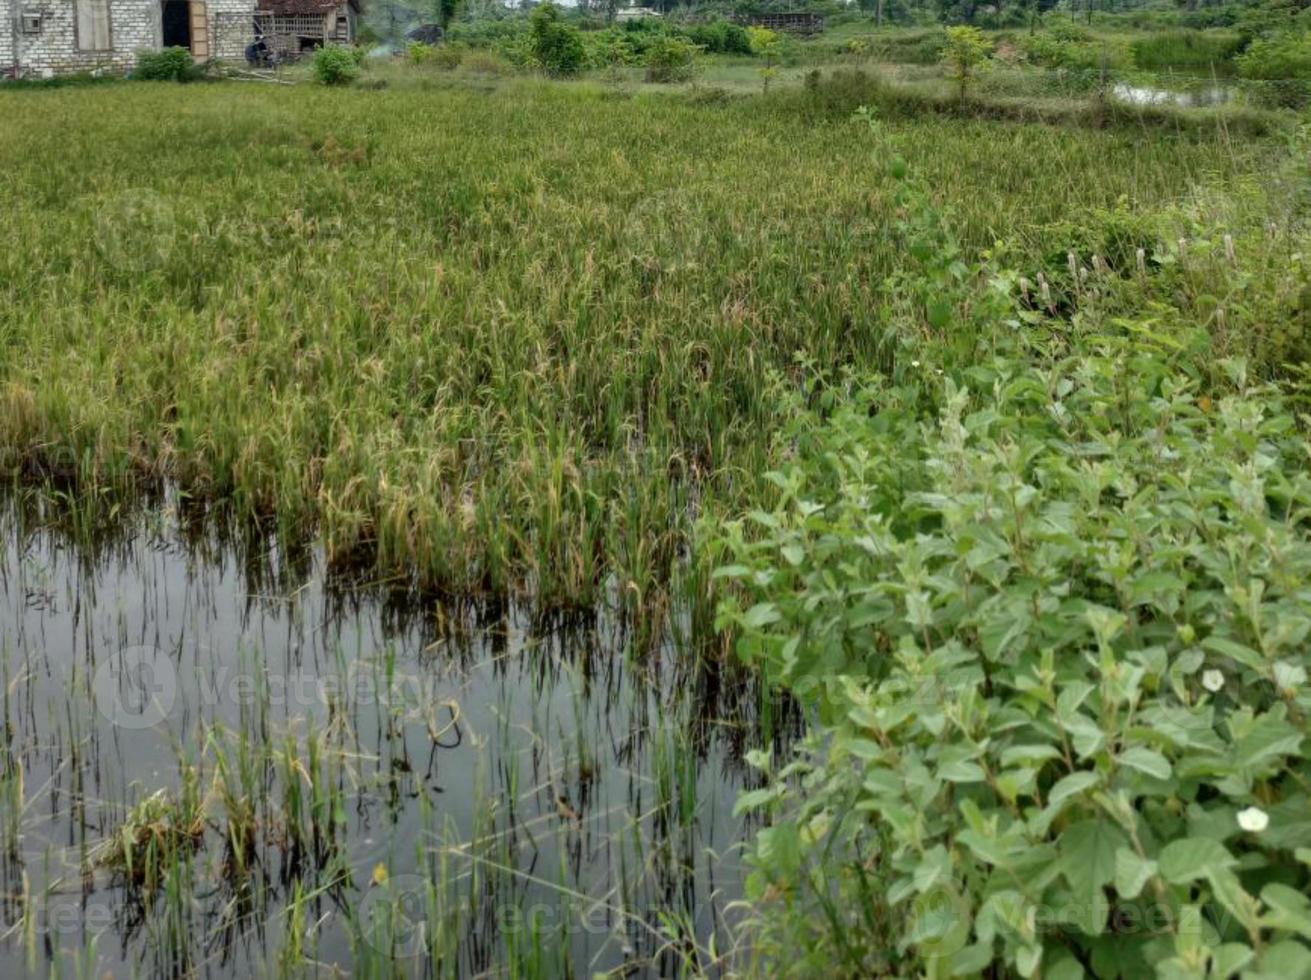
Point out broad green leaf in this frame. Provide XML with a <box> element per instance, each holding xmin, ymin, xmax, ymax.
<box><xmin>1157</xmin><ymin>837</ymin><xmax>1236</xmax><ymax>885</ymax></box>
<box><xmin>1048</xmin><ymin>771</ymin><xmax>1099</xmax><ymax>807</ymax></box>
<box><xmin>1000</xmin><ymin>744</ymin><xmax>1062</xmax><ymax>768</ymax></box>
<box><xmin>1202</xmin><ymin>635</ymin><xmax>1266</xmax><ymax>672</ymax></box>
<box><xmin>1262</xmin><ymin>883</ymin><xmax>1311</xmax><ymax>941</ymax></box>
<box><xmin>1058</xmin><ymin>820</ymin><xmax>1125</xmax><ymax>935</ymax></box>
<box><xmin>914</xmin><ymin>845</ymin><xmax>953</xmax><ymax>894</ymax></box>
<box><xmin>1119</xmin><ymin>746</ymin><xmax>1172</xmax><ymax>780</ymax></box>
<box><xmin>1114</xmin><ymin>847</ymin><xmax>1157</xmax><ymax>899</ymax></box>
<box><xmin>1209</xmin><ymin>943</ymin><xmax>1253</xmax><ymax>979</ymax></box>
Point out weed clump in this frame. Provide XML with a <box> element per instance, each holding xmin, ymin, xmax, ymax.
<box><xmin>95</xmin><ymin>789</ymin><xmax>205</xmax><ymax>892</ymax></box>
<box><xmin>313</xmin><ymin>45</ymin><xmax>362</xmax><ymax>86</ymax></box>
<box><xmin>134</xmin><ymin>47</ymin><xmax>198</xmax><ymax>83</ymax></box>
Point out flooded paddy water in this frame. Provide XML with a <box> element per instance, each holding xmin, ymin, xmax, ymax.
<box><xmin>0</xmin><ymin>497</ymin><xmax>789</xmax><ymax>977</ymax></box>
<box><xmin>1111</xmin><ymin>81</ymin><xmax>1237</xmax><ymax>108</ymax></box>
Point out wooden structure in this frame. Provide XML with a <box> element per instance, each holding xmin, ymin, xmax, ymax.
<box><xmin>253</xmin><ymin>0</ymin><xmax>357</xmax><ymax>59</ymax></box>
<box><xmin>743</xmin><ymin>11</ymin><xmax>824</xmax><ymax>35</ymax></box>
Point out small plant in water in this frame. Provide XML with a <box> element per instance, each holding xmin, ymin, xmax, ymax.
<box><xmin>95</xmin><ymin>788</ymin><xmax>205</xmax><ymax>892</ymax></box>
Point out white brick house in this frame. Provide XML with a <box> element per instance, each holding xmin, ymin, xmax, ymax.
<box><xmin>2</xmin><ymin>0</ymin><xmax>257</xmax><ymax>77</ymax></box>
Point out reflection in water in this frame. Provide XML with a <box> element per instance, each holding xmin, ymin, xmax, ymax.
<box><xmin>1112</xmin><ymin>82</ymin><xmax>1236</xmax><ymax>108</ymax></box>
<box><xmin>0</xmin><ymin>504</ymin><xmax>792</xmax><ymax>976</ymax></box>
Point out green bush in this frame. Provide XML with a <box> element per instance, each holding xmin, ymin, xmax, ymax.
<box><xmin>134</xmin><ymin>47</ymin><xmax>197</xmax><ymax>82</ymax></box>
<box><xmin>1237</xmin><ymin>35</ymin><xmax>1311</xmax><ymax>107</ymax></box>
<box><xmin>312</xmin><ymin>45</ymin><xmax>361</xmax><ymax>86</ymax></box>
<box><xmin>1237</xmin><ymin>33</ymin><xmax>1311</xmax><ymax>80</ymax></box>
<box><xmin>408</xmin><ymin>41</ymin><xmax>437</xmax><ymax>65</ymax></box>
<box><xmin>644</xmin><ymin>36</ymin><xmax>700</xmax><ymax>84</ymax></box>
<box><xmin>943</xmin><ymin>25</ymin><xmax>992</xmax><ymax>103</ymax></box>
<box><xmin>719</xmin><ymin>346</ymin><xmax>1311</xmax><ymax>977</ymax></box>
<box><xmin>1131</xmin><ymin>31</ymin><xmax>1244</xmax><ymax>72</ymax></box>
<box><xmin>714</xmin><ymin>143</ymin><xmax>1311</xmax><ymax>979</ymax></box>
<box><xmin>683</xmin><ymin>20</ymin><xmax>752</xmax><ymax>56</ymax></box>
<box><xmin>530</xmin><ymin>2</ymin><xmax>585</xmax><ymax>77</ymax></box>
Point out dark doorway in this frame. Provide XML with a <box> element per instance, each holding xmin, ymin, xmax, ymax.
<box><xmin>162</xmin><ymin>0</ymin><xmax>191</xmax><ymax>48</ymax></box>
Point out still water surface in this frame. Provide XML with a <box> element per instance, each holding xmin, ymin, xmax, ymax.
<box><xmin>0</xmin><ymin>504</ymin><xmax>782</xmax><ymax>976</ymax></box>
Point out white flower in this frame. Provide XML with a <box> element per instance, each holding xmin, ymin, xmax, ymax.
<box><xmin>1202</xmin><ymin>669</ymin><xmax>1225</xmax><ymax>693</ymax></box>
<box><xmin>911</xmin><ymin>360</ymin><xmax>921</xmax><ymax>368</ymax></box>
<box><xmin>1237</xmin><ymin>806</ymin><xmax>1269</xmax><ymax>833</ymax></box>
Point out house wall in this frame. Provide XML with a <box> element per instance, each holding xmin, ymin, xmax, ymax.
<box><xmin>2</xmin><ymin>11</ymin><xmax>14</xmax><ymax>75</ymax></box>
<box><xmin>7</xmin><ymin>0</ymin><xmax>158</xmax><ymax>75</ymax></box>
<box><xmin>209</xmin><ymin>0</ymin><xmax>253</xmax><ymax>60</ymax></box>
<box><xmin>1</xmin><ymin>0</ymin><xmax>252</xmax><ymax>76</ymax></box>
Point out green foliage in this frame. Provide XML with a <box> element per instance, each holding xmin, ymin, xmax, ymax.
<box><xmin>1238</xmin><ymin>34</ymin><xmax>1311</xmax><ymax>107</ymax></box>
<box><xmin>408</xmin><ymin>41</ymin><xmax>437</xmax><ymax>64</ymax></box>
<box><xmin>0</xmin><ymin>76</ymin><xmax>1283</xmax><ymax>608</ymax></box>
<box><xmin>435</xmin><ymin>0</ymin><xmax>460</xmax><ymax>29</ymax></box>
<box><xmin>411</xmin><ymin>41</ymin><xmax>466</xmax><ymax>69</ymax></box>
<box><xmin>715</xmin><ymin>132</ymin><xmax>1311</xmax><ymax>980</ymax></box>
<box><xmin>1238</xmin><ymin>33</ymin><xmax>1311</xmax><ymax>80</ymax></box>
<box><xmin>530</xmin><ymin>2</ymin><xmax>585</xmax><ymax>76</ymax></box>
<box><xmin>312</xmin><ymin>45</ymin><xmax>362</xmax><ymax>86</ymax></box>
<box><xmin>683</xmin><ymin>19</ymin><xmax>752</xmax><ymax>56</ymax></box>
<box><xmin>461</xmin><ymin>49</ymin><xmax>510</xmax><ymax>75</ymax></box>
<box><xmin>720</xmin><ymin>340</ymin><xmax>1311</xmax><ymax>976</ymax></box>
<box><xmin>1130</xmin><ymin>30</ymin><xmax>1244</xmax><ymax>72</ymax></box>
<box><xmin>747</xmin><ymin>25</ymin><xmax>782</xmax><ymax>60</ymax></box>
<box><xmin>645</xmin><ymin>36</ymin><xmax>700</xmax><ymax>84</ymax></box>
<box><xmin>1237</xmin><ymin>0</ymin><xmax>1311</xmax><ymax>42</ymax></box>
<box><xmin>942</xmin><ymin>25</ymin><xmax>991</xmax><ymax>102</ymax></box>
<box><xmin>748</xmin><ymin>26</ymin><xmax>783</xmax><ymax>92</ymax></box>
<box><xmin>133</xmin><ymin>47</ymin><xmax>198</xmax><ymax>83</ymax></box>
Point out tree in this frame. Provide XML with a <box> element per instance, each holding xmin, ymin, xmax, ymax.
<box><xmin>435</xmin><ymin>0</ymin><xmax>460</xmax><ymax>28</ymax></box>
<box><xmin>942</xmin><ymin>25</ymin><xmax>991</xmax><ymax>103</ymax></box>
<box><xmin>747</xmin><ymin>26</ymin><xmax>782</xmax><ymax>93</ymax></box>
<box><xmin>530</xmin><ymin>2</ymin><xmax>585</xmax><ymax>76</ymax></box>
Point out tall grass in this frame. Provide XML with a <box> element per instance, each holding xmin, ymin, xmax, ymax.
<box><xmin>1130</xmin><ymin>29</ymin><xmax>1245</xmax><ymax>72</ymax></box>
<box><xmin>0</xmin><ymin>78</ymin><xmax>1279</xmax><ymax>616</ymax></box>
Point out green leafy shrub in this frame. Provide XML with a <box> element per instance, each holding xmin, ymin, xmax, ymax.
<box><xmin>718</xmin><ymin>346</ymin><xmax>1311</xmax><ymax>978</ymax></box>
<box><xmin>134</xmin><ymin>47</ymin><xmax>197</xmax><ymax>82</ymax></box>
<box><xmin>579</xmin><ymin>27</ymin><xmax>645</xmax><ymax>69</ymax></box>
<box><xmin>529</xmin><ymin>2</ymin><xmax>585</xmax><ymax>77</ymax></box>
<box><xmin>943</xmin><ymin>25</ymin><xmax>992</xmax><ymax>103</ymax></box>
<box><xmin>1237</xmin><ymin>35</ymin><xmax>1311</xmax><ymax>107</ymax></box>
<box><xmin>1131</xmin><ymin>30</ymin><xmax>1244</xmax><ymax>72</ymax></box>
<box><xmin>1020</xmin><ymin>30</ymin><xmax>1128</xmax><ymax>72</ymax></box>
<box><xmin>312</xmin><ymin>44</ymin><xmax>361</xmax><ymax>86</ymax></box>
<box><xmin>683</xmin><ymin>20</ymin><xmax>752</xmax><ymax>56</ymax></box>
<box><xmin>746</xmin><ymin>25</ymin><xmax>781</xmax><ymax>59</ymax></box>
<box><xmin>644</xmin><ymin>36</ymin><xmax>700</xmax><ymax>84</ymax></box>
<box><xmin>408</xmin><ymin>41</ymin><xmax>436</xmax><ymax>65</ymax></box>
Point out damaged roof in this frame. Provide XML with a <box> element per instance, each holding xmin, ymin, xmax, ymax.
<box><xmin>256</xmin><ymin>0</ymin><xmax>359</xmax><ymax>15</ymax></box>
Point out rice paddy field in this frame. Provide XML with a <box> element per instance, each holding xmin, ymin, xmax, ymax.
<box><xmin>0</xmin><ymin>65</ymin><xmax>1305</xmax><ymax>977</ymax></box>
